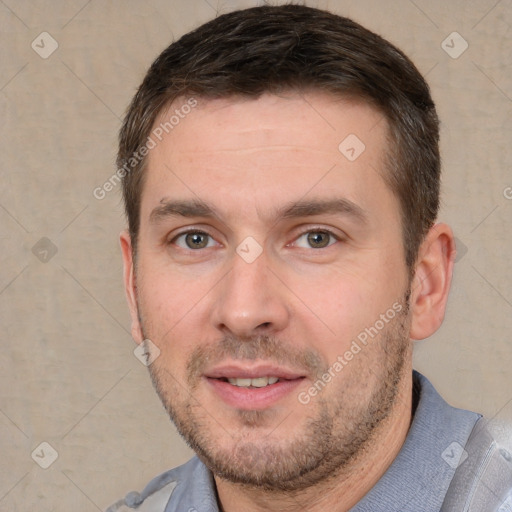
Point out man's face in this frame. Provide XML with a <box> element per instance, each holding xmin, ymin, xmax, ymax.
<box><xmin>126</xmin><ymin>92</ymin><xmax>413</xmax><ymax>490</ymax></box>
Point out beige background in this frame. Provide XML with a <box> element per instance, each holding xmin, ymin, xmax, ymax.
<box><xmin>0</xmin><ymin>0</ymin><xmax>511</xmax><ymax>510</ymax></box>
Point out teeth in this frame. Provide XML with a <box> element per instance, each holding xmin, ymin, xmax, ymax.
<box><xmin>227</xmin><ymin>376</ymin><xmax>279</xmax><ymax>388</ymax></box>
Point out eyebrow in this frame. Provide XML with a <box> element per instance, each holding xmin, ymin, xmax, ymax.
<box><xmin>149</xmin><ymin>197</ymin><xmax>368</xmax><ymax>225</ymax></box>
<box><xmin>149</xmin><ymin>199</ymin><xmax>216</xmax><ymax>223</ymax></box>
<box><xmin>278</xmin><ymin>198</ymin><xmax>368</xmax><ymax>223</ymax></box>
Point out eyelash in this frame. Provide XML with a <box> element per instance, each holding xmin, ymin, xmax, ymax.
<box><xmin>168</xmin><ymin>227</ymin><xmax>342</xmax><ymax>250</ymax></box>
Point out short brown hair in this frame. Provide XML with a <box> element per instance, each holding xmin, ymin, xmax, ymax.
<box><xmin>118</xmin><ymin>4</ymin><xmax>440</xmax><ymax>269</ymax></box>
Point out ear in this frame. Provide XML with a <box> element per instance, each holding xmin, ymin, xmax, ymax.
<box><xmin>120</xmin><ymin>230</ymin><xmax>144</xmax><ymax>344</ymax></box>
<box><xmin>409</xmin><ymin>223</ymin><xmax>456</xmax><ymax>341</ymax></box>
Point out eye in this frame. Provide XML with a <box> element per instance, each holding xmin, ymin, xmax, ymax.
<box><xmin>172</xmin><ymin>231</ymin><xmax>216</xmax><ymax>250</ymax></box>
<box><xmin>294</xmin><ymin>230</ymin><xmax>338</xmax><ymax>249</ymax></box>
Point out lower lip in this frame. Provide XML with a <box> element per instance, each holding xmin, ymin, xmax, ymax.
<box><xmin>205</xmin><ymin>377</ymin><xmax>305</xmax><ymax>410</ymax></box>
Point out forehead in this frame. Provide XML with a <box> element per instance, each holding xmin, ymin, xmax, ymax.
<box><xmin>141</xmin><ymin>92</ymin><xmax>398</xmax><ymax>226</ymax></box>
<box><xmin>152</xmin><ymin>92</ymin><xmax>386</xmax><ymax>154</ymax></box>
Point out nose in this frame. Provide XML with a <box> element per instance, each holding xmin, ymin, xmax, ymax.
<box><xmin>211</xmin><ymin>247</ymin><xmax>290</xmax><ymax>338</ymax></box>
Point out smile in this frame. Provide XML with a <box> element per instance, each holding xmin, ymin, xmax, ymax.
<box><xmin>204</xmin><ymin>365</ymin><xmax>306</xmax><ymax>410</ymax></box>
<box><xmin>226</xmin><ymin>376</ymin><xmax>280</xmax><ymax>388</ymax></box>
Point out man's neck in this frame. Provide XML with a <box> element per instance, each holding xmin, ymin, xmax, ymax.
<box><xmin>214</xmin><ymin>369</ymin><xmax>414</xmax><ymax>512</ymax></box>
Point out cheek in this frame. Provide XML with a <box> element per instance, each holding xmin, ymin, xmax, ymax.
<box><xmin>287</xmin><ymin>263</ymin><xmax>404</xmax><ymax>352</ymax></box>
<box><xmin>136</xmin><ymin>269</ymin><xmax>207</xmax><ymax>360</ymax></box>
<box><xmin>138</xmin><ymin>260</ymin><xmax>210</xmax><ymax>319</ymax></box>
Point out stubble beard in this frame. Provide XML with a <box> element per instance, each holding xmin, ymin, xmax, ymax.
<box><xmin>142</xmin><ymin>294</ymin><xmax>411</xmax><ymax>493</ymax></box>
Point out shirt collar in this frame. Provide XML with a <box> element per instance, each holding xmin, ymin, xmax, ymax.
<box><xmin>349</xmin><ymin>371</ymin><xmax>480</xmax><ymax>511</ymax></box>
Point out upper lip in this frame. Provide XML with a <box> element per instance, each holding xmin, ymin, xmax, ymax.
<box><xmin>204</xmin><ymin>363</ymin><xmax>306</xmax><ymax>380</ymax></box>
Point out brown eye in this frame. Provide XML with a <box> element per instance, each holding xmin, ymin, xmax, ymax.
<box><xmin>173</xmin><ymin>231</ymin><xmax>213</xmax><ymax>249</ymax></box>
<box><xmin>185</xmin><ymin>232</ymin><xmax>209</xmax><ymax>249</ymax></box>
<box><xmin>306</xmin><ymin>231</ymin><xmax>332</xmax><ymax>248</ymax></box>
<box><xmin>293</xmin><ymin>230</ymin><xmax>337</xmax><ymax>249</ymax></box>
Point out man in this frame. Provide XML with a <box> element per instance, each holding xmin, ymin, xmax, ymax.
<box><xmin>108</xmin><ymin>4</ymin><xmax>512</xmax><ymax>511</ymax></box>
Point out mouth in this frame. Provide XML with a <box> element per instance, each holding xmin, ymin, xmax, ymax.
<box><xmin>204</xmin><ymin>364</ymin><xmax>306</xmax><ymax>410</ymax></box>
<box><xmin>222</xmin><ymin>376</ymin><xmax>279</xmax><ymax>387</ymax></box>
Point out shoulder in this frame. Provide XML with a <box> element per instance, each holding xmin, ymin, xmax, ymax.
<box><xmin>414</xmin><ymin>372</ymin><xmax>512</xmax><ymax>511</ymax></box>
<box><xmin>105</xmin><ymin>456</ymin><xmax>217</xmax><ymax>512</ymax></box>
<box><xmin>442</xmin><ymin>417</ymin><xmax>512</xmax><ymax>511</ymax></box>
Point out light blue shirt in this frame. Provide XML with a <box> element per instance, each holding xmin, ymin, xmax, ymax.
<box><xmin>107</xmin><ymin>372</ymin><xmax>512</xmax><ymax>511</ymax></box>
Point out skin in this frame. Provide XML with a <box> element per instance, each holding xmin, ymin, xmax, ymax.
<box><xmin>120</xmin><ymin>92</ymin><xmax>456</xmax><ymax>511</ymax></box>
